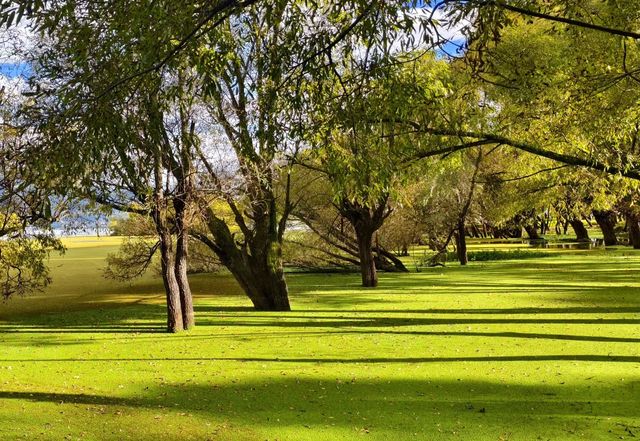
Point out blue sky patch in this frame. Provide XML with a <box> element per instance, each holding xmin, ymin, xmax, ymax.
<box><xmin>0</xmin><ymin>62</ymin><xmax>31</xmax><ymax>78</ymax></box>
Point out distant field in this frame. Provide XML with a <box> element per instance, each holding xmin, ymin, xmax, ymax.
<box><xmin>1</xmin><ymin>237</ymin><xmax>639</xmax><ymax>440</ymax></box>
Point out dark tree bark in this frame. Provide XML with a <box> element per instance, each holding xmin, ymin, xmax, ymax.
<box><xmin>339</xmin><ymin>197</ymin><xmax>390</xmax><ymax>287</ymax></box>
<box><xmin>569</xmin><ymin>219</ymin><xmax>590</xmax><ymax>242</ymax></box>
<box><xmin>524</xmin><ymin>224</ymin><xmax>542</xmax><ymax>240</ymax></box>
<box><xmin>174</xmin><ymin>198</ymin><xmax>194</xmax><ymax>329</ymax></box>
<box><xmin>627</xmin><ymin>213</ymin><xmax>640</xmax><ymax>249</ymax></box>
<box><xmin>198</xmin><ymin>207</ymin><xmax>291</xmax><ymax>311</ymax></box>
<box><xmin>294</xmin><ymin>211</ymin><xmax>407</xmax><ymax>272</ymax></box>
<box><xmin>540</xmin><ymin>214</ymin><xmax>550</xmax><ymax>235</ymax></box>
<box><xmin>356</xmin><ymin>227</ymin><xmax>377</xmax><ymax>287</ymax></box>
<box><xmin>493</xmin><ymin>221</ymin><xmax>523</xmax><ymax>239</ymax></box>
<box><xmin>593</xmin><ymin>209</ymin><xmax>618</xmax><ymax>246</ymax></box>
<box><xmin>153</xmin><ymin>207</ymin><xmax>184</xmax><ymax>333</ymax></box>
<box><xmin>373</xmin><ymin>246</ymin><xmax>409</xmax><ymax>272</ymax></box>
<box><xmin>170</xmin><ymin>93</ymin><xmax>196</xmax><ymax>329</ymax></box>
<box><xmin>455</xmin><ymin>220</ymin><xmax>468</xmax><ymax>265</ymax></box>
<box><xmin>554</xmin><ymin>221</ymin><xmax>562</xmax><ymax>235</ymax></box>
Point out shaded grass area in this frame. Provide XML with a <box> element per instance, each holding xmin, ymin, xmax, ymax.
<box><xmin>1</xmin><ymin>237</ymin><xmax>639</xmax><ymax>440</ymax></box>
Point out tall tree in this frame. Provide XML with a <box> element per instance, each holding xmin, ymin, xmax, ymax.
<box><xmin>24</xmin><ymin>18</ymin><xmax>200</xmax><ymax>331</ymax></box>
<box><xmin>187</xmin><ymin>2</ymin><xmax>428</xmax><ymax>303</ymax></box>
<box><xmin>304</xmin><ymin>52</ymin><xmax>453</xmax><ymax>286</ymax></box>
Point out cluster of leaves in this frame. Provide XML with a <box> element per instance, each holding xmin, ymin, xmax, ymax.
<box><xmin>0</xmin><ymin>234</ymin><xmax>63</xmax><ymax>299</ymax></box>
<box><xmin>307</xmin><ymin>52</ymin><xmax>452</xmax><ymax>208</ymax></box>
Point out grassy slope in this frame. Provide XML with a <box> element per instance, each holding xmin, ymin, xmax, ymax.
<box><xmin>0</xmin><ymin>237</ymin><xmax>639</xmax><ymax>440</ymax></box>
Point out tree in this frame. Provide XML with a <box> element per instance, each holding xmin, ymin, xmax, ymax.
<box><xmin>24</xmin><ymin>18</ymin><xmax>200</xmax><ymax>331</ymax></box>
<box><xmin>289</xmin><ymin>168</ymin><xmax>408</xmax><ymax>273</ymax></box>
<box><xmin>0</xmin><ymin>82</ymin><xmax>64</xmax><ymax>299</ymax></box>
<box><xmin>391</xmin><ymin>1</ymin><xmax>640</xmax><ymax>218</ymax></box>
<box><xmin>3</xmin><ymin>0</ymin><xmax>455</xmax><ymax>310</ymax></box>
<box><xmin>303</xmin><ymin>51</ymin><xmax>453</xmax><ymax>285</ymax></box>
<box><xmin>186</xmin><ymin>2</ymin><xmax>429</xmax><ymax>302</ymax></box>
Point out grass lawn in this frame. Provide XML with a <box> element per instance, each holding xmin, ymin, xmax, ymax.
<box><xmin>1</xmin><ymin>237</ymin><xmax>639</xmax><ymax>440</ymax></box>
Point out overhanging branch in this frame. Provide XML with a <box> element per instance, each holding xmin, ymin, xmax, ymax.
<box><xmin>418</xmin><ymin>127</ymin><xmax>640</xmax><ymax>180</ymax></box>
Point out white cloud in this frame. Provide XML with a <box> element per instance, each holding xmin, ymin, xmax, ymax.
<box><xmin>0</xmin><ymin>73</ymin><xmax>27</xmax><ymax>95</ymax></box>
<box><xmin>0</xmin><ymin>20</ymin><xmax>34</xmax><ymax>64</ymax></box>
<box><xmin>427</xmin><ymin>7</ymin><xmax>467</xmax><ymax>44</ymax></box>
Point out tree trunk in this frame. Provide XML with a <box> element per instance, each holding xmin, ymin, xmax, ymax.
<box><xmin>155</xmin><ymin>220</ymin><xmax>183</xmax><ymax>333</ymax></box>
<box><xmin>174</xmin><ymin>227</ymin><xmax>194</xmax><ymax>329</ymax></box>
<box><xmin>355</xmin><ymin>227</ymin><xmax>377</xmax><ymax>287</ymax></box>
<box><xmin>173</xmin><ymin>97</ymin><xmax>196</xmax><ymax>330</ymax></box>
<box><xmin>569</xmin><ymin>219</ymin><xmax>590</xmax><ymax>242</ymax></box>
<box><xmin>151</xmin><ymin>147</ymin><xmax>183</xmax><ymax>333</ymax></box>
<box><xmin>627</xmin><ymin>213</ymin><xmax>640</xmax><ymax>249</ymax></box>
<box><xmin>524</xmin><ymin>224</ymin><xmax>542</xmax><ymax>240</ymax></box>
<box><xmin>540</xmin><ymin>218</ymin><xmax>549</xmax><ymax>235</ymax></box>
<box><xmin>593</xmin><ymin>210</ymin><xmax>618</xmax><ymax>246</ymax></box>
<box><xmin>294</xmin><ymin>211</ymin><xmax>405</xmax><ymax>272</ymax></box>
<box><xmin>554</xmin><ymin>221</ymin><xmax>561</xmax><ymax>235</ymax></box>
<box><xmin>174</xmin><ymin>197</ymin><xmax>194</xmax><ymax>329</ymax></box>
<box><xmin>455</xmin><ymin>221</ymin><xmax>468</xmax><ymax>265</ymax></box>
<box><xmin>228</xmin><ymin>252</ymin><xmax>291</xmax><ymax>311</ymax></box>
<box><xmin>338</xmin><ymin>198</ymin><xmax>389</xmax><ymax>288</ymax></box>
<box><xmin>225</xmin><ymin>257</ymin><xmax>291</xmax><ymax>311</ymax></box>
<box><xmin>200</xmin><ymin>210</ymin><xmax>291</xmax><ymax>311</ymax></box>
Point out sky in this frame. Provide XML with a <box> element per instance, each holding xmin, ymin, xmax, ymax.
<box><xmin>0</xmin><ymin>62</ymin><xmax>30</xmax><ymax>78</ymax></box>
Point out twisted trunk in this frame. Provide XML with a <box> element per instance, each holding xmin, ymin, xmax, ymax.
<box><xmin>153</xmin><ymin>207</ymin><xmax>183</xmax><ymax>333</ymax></box>
<box><xmin>339</xmin><ymin>198</ymin><xmax>390</xmax><ymax>288</ymax></box>
<box><xmin>593</xmin><ymin>210</ymin><xmax>618</xmax><ymax>246</ymax></box>
<box><xmin>172</xmin><ymin>89</ymin><xmax>196</xmax><ymax>329</ymax></box>
<box><xmin>373</xmin><ymin>246</ymin><xmax>409</xmax><ymax>272</ymax></box>
<box><xmin>200</xmin><ymin>208</ymin><xmax>291</xmax><ymax>311</ymax></box>
<box><xmin>174</xmin><ymin>196</ymin><xmax>194</xmax><ymax>329</ymax></box>
<box><xmin>569</xmin><ymin>219</ymin><xmax>590</xmax><ymax>242</ymax></box>
<box><xmin>524</xmin><ymin>224</ymin><xmax>542</xmax><ymax>240</ymax></box>
<box><xmin>294</xmin><ymin>212</ymin><xmax>407</xmax><ymax>272</ymax></box>
<box><xmin>627</xmin><ymin>213</ymin><xmax>640</xmax><ymax>249</ymax></box>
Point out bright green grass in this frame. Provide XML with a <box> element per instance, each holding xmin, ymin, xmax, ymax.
<box><xmin>1</xmin><ymin>237</ymin><xmax>639</xmax><ymax>440</ymax></box>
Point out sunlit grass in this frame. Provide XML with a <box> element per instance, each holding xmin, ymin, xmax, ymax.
<box><xmin>0</xmin><ymin>236</ymin><xmax>639</xmax><ymax>440</ymax></box>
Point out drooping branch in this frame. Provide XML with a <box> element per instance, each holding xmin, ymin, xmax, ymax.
<box><xmin>414</xmin><ymin>127</ymin><xmax>640</xmax><ymax>181</ymax></box>
<box><xmin>485</xmin><ymin>0</ymin><xmax>640</xmax><ymax>40</ymax></box>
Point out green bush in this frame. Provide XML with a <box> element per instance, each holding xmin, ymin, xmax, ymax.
<box><xmin>450</xmin><ymin>249</ymin><xmax>554</xmax><ymax>262</ymax></box>
<box><xmin>415</xmin><ymin>248</ymin><xmax>555</xmax><ymax>269</ymax></box>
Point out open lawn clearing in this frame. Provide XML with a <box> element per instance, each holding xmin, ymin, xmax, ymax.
<box><xmin>1</xmin><ymin>238</ymin><xmax>639</xmax><ymax>440</ymax></box>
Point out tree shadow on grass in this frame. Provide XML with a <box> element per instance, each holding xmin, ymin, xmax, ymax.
<box><xmin>287</xmin><ymin>257</ymin><xmax>640</xmax><ymax>292</ymax></box>
<box><xmin>0</xmin><ymin>377</ymin><xmax>638</xmax><ymax>439</ymax></box>
<box><xmin>2</xmin><ymin>300</ymin><xmax>640</xmax><ymax>337</ymax></box>
<box><xmin>2</xmin><ymin>354</ymin><xmax>640</xmax><ymax>364</ymax></box>
<box><xmin>192</xmin><ymin>315</ymin><xmax>640</xmax><ymax>329</ymax></box>
<box><xmin>0</xmin><ymin>303</ymin><xmax>169</xmax><ymax>334</ymax></box>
